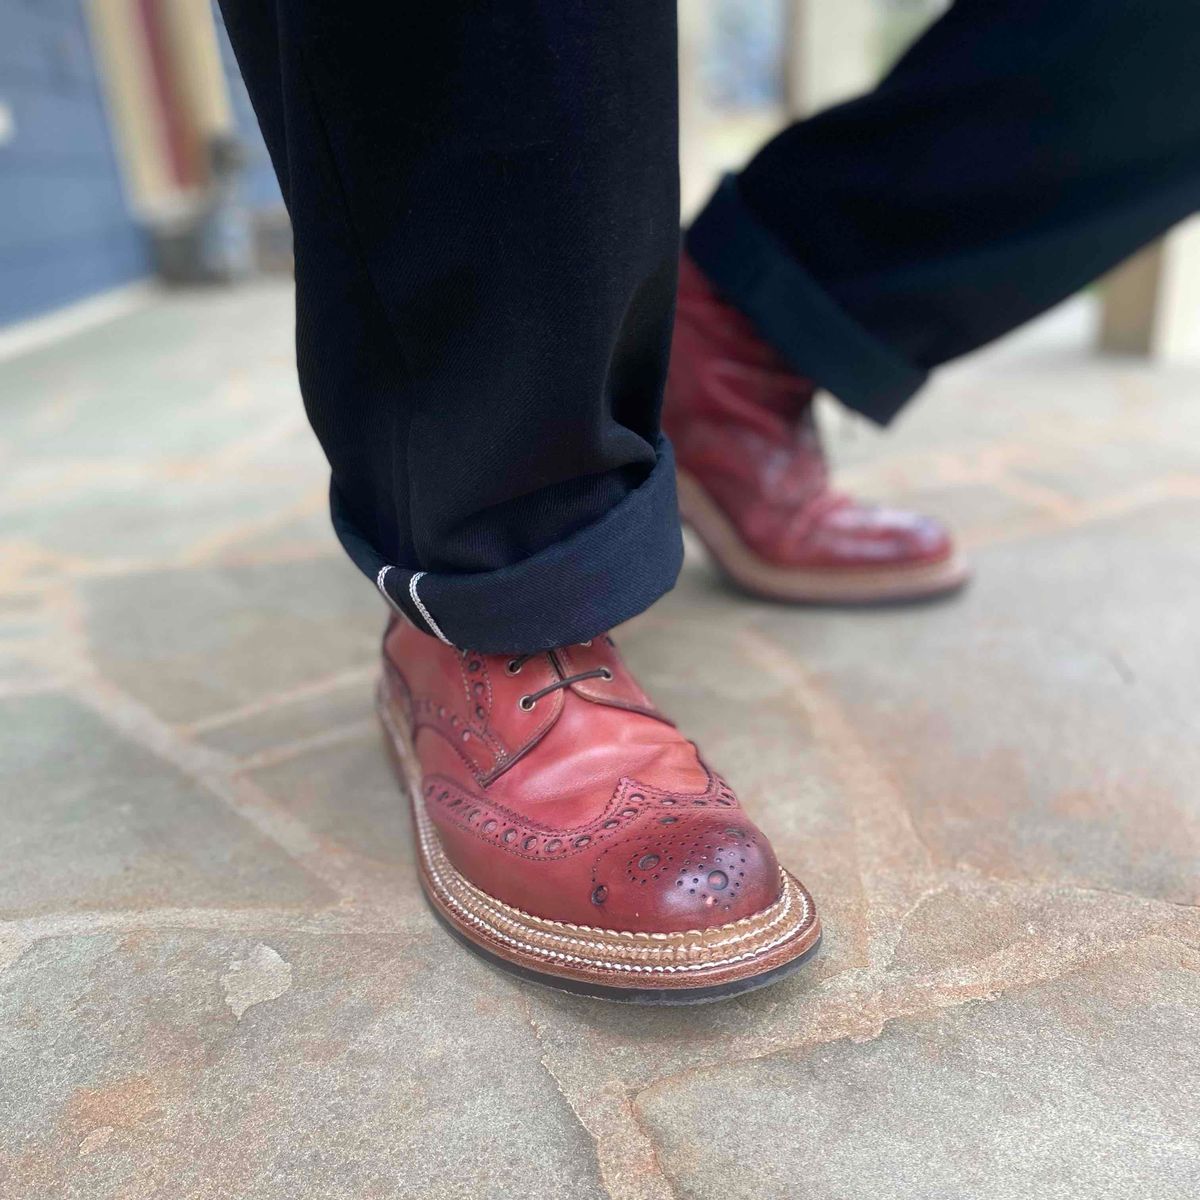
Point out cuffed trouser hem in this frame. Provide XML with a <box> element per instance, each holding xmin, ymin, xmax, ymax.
<box><xmin>332</xmin><ymin>436</ymin><xmax>684</xmax><ymax>654</ymax></box>
<box><xmin>686</xmin><ymin>176</ymin><xmax>927</xmax><ymax>426</ymax></box>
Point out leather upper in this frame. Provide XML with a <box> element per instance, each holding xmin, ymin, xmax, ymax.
<box><xmin>383</xmin><ymin>618</ymin><xmax>783</xmax><ymax>933</ymax></box>
<box><xmin>664</xmin><ymin>252</ymin><xmax>953</xmax><ymax>570</ymax></box>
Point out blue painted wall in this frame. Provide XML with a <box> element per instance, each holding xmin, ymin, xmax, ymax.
<box><xmin>0</xmin><ymin>0</ymin><xmax>150</xmax><ymax>327</ymax></box>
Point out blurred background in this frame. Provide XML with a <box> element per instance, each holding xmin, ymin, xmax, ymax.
<box><xmin>2</xmin><ymin>0</ymin><xmax>1198</xmax><ymax>354</ymax></box>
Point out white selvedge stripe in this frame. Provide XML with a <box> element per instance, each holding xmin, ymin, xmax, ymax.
<box><xmin>375</xmin><ymin>564</ymin><xmax>403</xmax><ymax>614</ymax></box>
<box><xmin>408</xmin><ymin>571</ymin><xmax>453</xmax><ymax>645</ymax></box>
<box><xmin>376</xmin><ymin>565</ymin><xmax>454</xmax><ymax>645</ymax></box>
<box><xmin>377</xmin><ymin>687</ymin><xmax>815</xmax><ymax>974</ymax></box>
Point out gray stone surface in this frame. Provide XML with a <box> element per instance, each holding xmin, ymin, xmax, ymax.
<box><xmin>635</xmin><ymin>941</ymin><xmax>1200</xmax><ymax>1200</ymax></box>
<box><xmin>82</xmin><ymin>558</ymin><xmax>381</xmax><ymax>725</ymax></box>
<box><xmin>750</xmin><ymin>498</ymin><xmax>1200</xmax><ymax>905</ymax></box>
<box><xmin>1</xmin><ymin>284</ymin><xmax>1198</xmax><ymax>1199</ymax></box>
<box><xmin>246</xmin><ymin>730</ymin><xmax>419</xmax><ymax>877</ymax></box>
<box><xmin>0</xmin><ymin>694</ymin><xmax>333</xmax><ymax>919</ymax></box>
<box><xmin>0</xmin><ymin>930</ymin><xmax>604</xmax><ymax>1200</ymax></box>
<box><xmin>195</xmin><ymin>673</ymin><xmax>375</xmax><ymax>758</ymax></box>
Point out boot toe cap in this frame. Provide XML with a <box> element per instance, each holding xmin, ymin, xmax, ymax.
<box><xmin>814</xmin><ymin>502</ymin><xmax>955</xmax><ymax>567</ymax></box>
<box><xmin>587</xmin><ymin>812</ymin><xmax>783</xmax><ymax>933</ymax></box>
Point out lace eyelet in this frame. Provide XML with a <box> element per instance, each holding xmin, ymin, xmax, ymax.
<box><xmin>599</xmin><ymin>668</ymin><xmax>613</xmax><ymax>681</ymax></box>
<box><xmin>518</xmin><ymin>695</ymin><xmax>536</xmax><ymax>712</ymax></box>
<box><xmin>506</xmin><ymin>659</ymin><xmax>522</xmax><ymax>675</ymax></box>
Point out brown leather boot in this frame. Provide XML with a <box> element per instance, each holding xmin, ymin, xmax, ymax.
<box><xmin>664</xmin><ymin>253</ymin><xmax>970</xmax><ymax>603</ymax></box>
<box><xmin>378</xmin><ymin>617</ymin><xmax>821</xmax><ymax>1002</ymax></box>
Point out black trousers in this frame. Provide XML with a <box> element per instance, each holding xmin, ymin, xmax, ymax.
<box><xmin>219</xmin><ymin>1</ymin><xmax>1200</xmax><ymax>653</ymax></box>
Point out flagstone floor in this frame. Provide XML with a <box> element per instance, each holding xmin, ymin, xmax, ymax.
<box><xmin>1</xmin><ymin>281</ymin><xmax>1197</xmax><ymax>1199</ymax></box>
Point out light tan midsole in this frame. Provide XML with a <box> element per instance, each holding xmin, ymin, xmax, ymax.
<box><xmin>677</xmin><ymin>468</ymin><xmax>969</xmax><ymax>601</ymax></box>
<box><xmin>378</xmin><ymin>686</ymin><xmax>816</xmax><ymax>977</ymax></box>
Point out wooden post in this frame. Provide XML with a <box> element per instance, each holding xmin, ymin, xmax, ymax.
<box><xmin>1099</xmin><ymin>218</ymin><xmax>1200</xmax><ymax>361</ymax></box>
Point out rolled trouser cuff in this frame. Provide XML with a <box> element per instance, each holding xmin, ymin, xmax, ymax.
<box><xmin>686</xmin><ymin>175</ymin><xmax>927</xmax><ymax>426</ymax></box>
<box><xmin>331</xmin><ymin>436</ymin><xmax>684</xmax><ymax>653</ymax></box>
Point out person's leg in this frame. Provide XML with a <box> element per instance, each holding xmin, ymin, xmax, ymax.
<box><xmin>689</xmin><ymin>0</ymin><xmax>1200</xmax><ymax>422</ymax></box>
<box><xmin>667</xmin><ymin>0</ymin><xmax>1200</xmax><ymax>604</ymax></box>
<box><xmin>217</xmin><ymin>2</ymin><xmax>822</xmax><ymax>1002</ymax></box>
<box><xmin>218</xmin><ymin>2</ymin><xmax>683</xmax><ymax>655</ymax></box>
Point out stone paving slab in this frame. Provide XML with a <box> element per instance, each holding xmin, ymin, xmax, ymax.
<box><xmin>82</xmin><ymin>559</ymin><xmax>381</xmax><ymax>725</ymax></box>
<box><xmin>2</xmin><ymin>284</ymin><xmax>1199</xmax><ymax>1199</ymax></box>
<box><xmin>0</xmin><ymin>693</ymin><xmax>334</xmax><ymax>920</ymax></box>
<box><xmin>0</xmin><ymin>473</ymin><xmax>327</xmax><ymax>567</ymax></box>
<box><xmin>245</xmin><ymin>728</ymin><xmax>420</xmax><ymax>883</ymax></box>
<box><xmin>0</xmin><ymin>929</ymin><xmax>603</xmax><ymax>1200</ymax></box>
<box><xmin>0</xmin><ymin>286</ymin><xmax>301</xmax><ymax>468</ymax></box>
<box><xmin>635</xmin><ymin>939</ymin><xmax>1200</xmax><ymax>1200</ymax></box>
<box><xmin>745</xmin><ymin>500</ymin><xmax>1200</xmax><ymax>906</ymax></box>
<box><xmin>194</xmin><ymin>672</ymin><xmax>376</xmax><ymax>759</ymax></box>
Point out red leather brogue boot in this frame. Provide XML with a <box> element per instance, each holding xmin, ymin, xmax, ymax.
<box><xmin>377</xmin><ymin>617</ymin><xmax>820</xmax><ymax>1002</ymax></box>
<box><xmin>664</xmin><ymin>253</ymin><xmax>970</xmax><ymax>603</ymax></box>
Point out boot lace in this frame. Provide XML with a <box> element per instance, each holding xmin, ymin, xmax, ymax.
<box><xmin>503</xmin><ymin>642</ymin><xmax>612</xmax><ymax>711</ymax></box>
